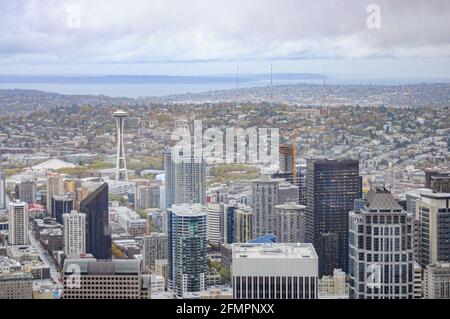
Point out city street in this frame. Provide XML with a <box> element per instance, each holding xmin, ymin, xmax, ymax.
<box><xmin>27</xmin><ymin>226</ymin><xmax>62</xmax><ymax>288</ymax></box>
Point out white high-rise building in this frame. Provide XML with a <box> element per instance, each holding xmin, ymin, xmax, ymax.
<box><xmin>415</xmin><ymin>193</ymin><xmax>450</xmax><ymax>267</ymax></box>
<box><xmin>8</xmin><ymin>201</ymin><xmax>29</xmax><ymax>246</ymax></box>
<box><xmin>63</xmin><ymin>210</ymin><xmax>86</xmax><ymax>257</ymax></box>
<box><xmin>203</xmin><ymin>203</ymin><xmax>221</xmax><ymax>246</ymax></box>
<box><xmin>164</xmin><ymin>148</ymin><xmax>206</xmax><ymax>209</ymax></box>
<box><xmin>232</xmin><ymin>243</ymin><xmax>319</xmax><ymax>299</ymax></box>
<box><xmin>0</xmin><ymin>170</ymin><xmax>7</xmax><ymax>211</ymax></box>
<box><xmin>251</xmin><ymin>176</ymin><xmax>281</xmax><ymax>238</ymax></box>
<box><xmin>349</xmin><ymin>188</ymin><xmax>415</xmax><ymax>299</ymax></box>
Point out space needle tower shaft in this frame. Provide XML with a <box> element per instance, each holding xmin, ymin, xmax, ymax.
<box><xmin>113</xmin><ymin>110</ymin><xmax>128</xmax><ymax>181</ymax></box>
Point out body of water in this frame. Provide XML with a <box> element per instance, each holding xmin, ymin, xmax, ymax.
<box><xmin>0</xmin><ymin>75</ymin><xmax>449</xmax><ymax>98</ymax></box>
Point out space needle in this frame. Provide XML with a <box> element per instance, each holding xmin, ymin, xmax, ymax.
<box><xmin>113</xmin><ymin>109</ymin><xmax>128</xmax><ymax>181</ymax></box>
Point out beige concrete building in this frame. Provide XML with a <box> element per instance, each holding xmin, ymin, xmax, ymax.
<box><xmin>0</xmin><ymin>272</ymin><xmax>33</xmax><ymax>299</ymax></box>
<box><xmin>424</xmin><ymin>262</ymin><xmax>450</xmax><ymax>299</ymax></box>
<box><xmin>62</xmin><ymin>258</ymin><xmax>150</xmax><ymax>299</ymax></box>
<box><xmin>319</xmin><ymin>268</ymin><xmax>349</xmax><ymax>299</ymax></box>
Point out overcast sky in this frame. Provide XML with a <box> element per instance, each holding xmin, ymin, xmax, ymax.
<box><xmin>1</xmin><ymin>0</ymin><xmax>449</xmax><ymax>78</ymax></box>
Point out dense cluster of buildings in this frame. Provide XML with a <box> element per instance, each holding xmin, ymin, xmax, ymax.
<box><xmin>0</xmin><ymin>94</ymin><xmax>449</xmax><ymax>300</ymax></box>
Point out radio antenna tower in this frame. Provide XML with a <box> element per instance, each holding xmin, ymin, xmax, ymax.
<box><xmin>320</xmin><ymin>67</ymin><xmax>329</xmax><ymax>116</ymax></box>
<box><xmin>235</xmin><ymin>64</ymin><xmax>241</xmax><ymax>108</ymax></box>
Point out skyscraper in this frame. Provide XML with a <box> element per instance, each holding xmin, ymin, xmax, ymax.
<box><xmin>17</xmin><ymin>179</ymin><xmax>36</xmax><ymax>204</ymax></box>
<box><xmin>251</xmin><ymin>175</ymin><xmax>281</xmax><ymax>238</ymax></box>
<box><xmin>143</xmin><ymin>232</ymin><xmax>168</xmax><ymax>271</ymax></box>
<box><xmin>306</xmin><ymin>159</ymin><xmax>361</xmax><ymax>275</ymax></box>
<box><xmin>203</xmin><ymin>203</ymin><xmax>221</xmax><ymax>246</ymax></box>
<box><xmin>274</xmin><ymin>202</ymin><xmax>306</xmax><ymax>243</ymax></box>
<box><xmin>349</xmin><ymin>188</ymin><xmax>415</xmax><ymax>299</ymax></box>
<box><xmin>425</xmin><ymin>170</ymin><xmax>450</xmax><ymax>193</ymax></box>
<box><xmin>278</xmin><ymin>181</ymin><xmax>300</xmax><ymax>205</ymax></box>
<box><xmin>164</xmin><ymin>148</ymin><xmax>206</xmax><ymax>209</ymax></box>
<box><xmin>232</xmin><ymin>243</ymin><xmax>318</xmax><ymax>299</ymax></box>
<box><xmin>113</xmin><ymin>109</ymin><xmax>129</xmax><ymax>181</ymax></box>
<box><xmin>63</xmin><ymin>210</ymin><xmax>86</xmax><ymax>257</ymax></box>
<box><xmin>52</xmin><ymin>195</ymin><xmax>74</xmax><ymax>224</ymax></box>
<box><xmin>235</xmin><ymin>204</ymin><xmax>253</xmax><ymax>243</ymax></box>
<box><xmin>168</xmin><ymin>204</ymin><xmax>207</xmax><ymax>298</ymax></box>
<box><xmin>47</xmin><ymin>174</ymin><xmax>65</xmax><ymax>217</ymax></box>
<box><xmin>136</xmin><ymin>184</ymin><xmax>160</xmax><ymax>209</ymax></box>
<box><xmin>415</xmin><ymin>193</ymin><xmax>450</xmax><ymax>267</ymax></box>
<box><xmin>80</xmin><ymin>183</ymin><xmax>111</xmax><ymax>260</ymax></box>
<box><xmin>0</xmin><ymin>170</ymin><xmax>6</xmax><ymax>211</ymax></box>
<box><xmin>222</xmin><ymin>203</ymin><xmax>236</xmax><ymax>244</ymax></box>
<box><xmin>8</xmin><ymin>201</ymin><xmax>29</xmax><ymax>246</ymax></box>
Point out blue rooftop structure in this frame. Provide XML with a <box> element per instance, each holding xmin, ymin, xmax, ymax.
<box><xmin>249</xmin><ymin>234</ymin><xmax>277</xmax><ymax>244</ymax></box>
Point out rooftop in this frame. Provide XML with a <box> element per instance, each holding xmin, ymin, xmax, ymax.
<box><xmin>421</xmin><ymin>193</ymin><xmax>450</xmax><ymax>200</ymax></box>
<box><xmin>232</xmin><ymin>243</ymin><xmax>317</xmax><ymax>259</ymax></box>
<box><xmin>274</xmin><ymin>202</ymin><xmax>306</xmax><ymax>210</ymax></box>
<box><xmin>63</xmin><ymin>259</ymin><xmax>140</xmax><ymax>275</ymax></box>
<box><xmin>170</xmin><ymin>203</ymin><xmax>204</xmax><ymax>217</ymax></box>
<box><xmin>365</xmin><ymin>187</ymin><xmax>402</xmax><ymax>210</ymax></box>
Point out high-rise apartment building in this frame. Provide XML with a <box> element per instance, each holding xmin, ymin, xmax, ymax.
<box><xmin>80</xmin><ymin>183</ymin><xmax>111</xmax><ymax>260</ymax></box>
<box><xmin>17</xmin><ymin>179</ymin><xmax>36</xmax><ymax>204</ymax></box>
<box><xmin>251</xmin><ymin>176</ymin><xmax>281</xmax><ymax>238</ymax></box>
<box><xmin>168</xmin><ymin>204</ymin><xmax>207</xmax><ymax>298</ymax></box>
<box><xmin>274</xmin><ymin>202</ymin><xmax>306</xmax><ymax>243</ymax></box>
<box><xmin>8</xmin><ymin>201</ymin><xmax>29</xmax><ymax>246</ymax></box>
<box><xmin>415</xmin><ymin>193</ymin><xmax>450</xmax><ymax>267</ymax></box>
<box><xmin>235</xmin><ymin>204</ymin><xmax>253</xmax><ymax>243</ymax></box>
<box><xmin>143</xmin><ymin>232</ymin><xmax>168</xmax><ymax>271</ymax></box>
<box><xmin>278</xmin><ymin>181</ymin><xmax>299</xmax><ymax>205</ymax></box>
<box><xmin>204</xmin><ymin>203</ymin><xmax>221</xmax><ymax>246</ymax></box>
<box><xmin>164</xmin><ymin>148</ymin><xmax>206</xmax><ymax>209</ymax></box>
<box><xmin>222</xmin><ymin>203</ymin><xmax>237</xmax><ymax>244</ymax></box>
<box><xmin>47</xmin><ymin>174</ymin><xmax>65</xmax><ymax>217</ymax></box>
<box><xmin>306</xmin><ymin>159</ymin><xmax>361</xmax><ymax>275</ymax></box>
<box><xmin>349</xmin><ymin>188</ymin><xmax>415</xmax><ymax>299</ymax></box>
<box><xmin>136</xmin><ymin>184</ymin><xmax>161</xmax><ymax>209</ymax></box>
<box><xmin>232</xmin><ymin>243</ymin><xmax>318</xmax><ymax>299</ymax></box>
<box><xmin>63</xmin><ymin>210</ymin><xmax>86</xmax><ymax>257</ymax></box>
<box><xmin>0</xmin><ymin>170</ymin><xmax>6</xmax><ymax>211</ymax></box>
<box><xmin>425</xmin><ymin>170</ymin><xmax>450</xmax><ymax>193</ymax></box>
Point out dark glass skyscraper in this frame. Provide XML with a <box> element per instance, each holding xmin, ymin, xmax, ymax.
<box><xmin>306</xmin><ymin>159</ymin><xmax>361</xmax><ymax>275</ymax></box>
<box><xmin>80</xmin><ymin>183</ymin><xmax>111</xmax><ymax>260</ymax></box>
<box><xmin>52</xmin><ymin>196</ymin><xmax>74</xmax><ymax>224</ymax></box>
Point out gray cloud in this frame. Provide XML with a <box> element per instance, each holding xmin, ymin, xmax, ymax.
<box><xmin>0</xmin><ymin>0</ymin><xmax>449</xmax><ymax>65</ymax></box>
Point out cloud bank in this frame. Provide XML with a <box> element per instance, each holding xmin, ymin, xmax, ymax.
<box><xmin>0</xmin><ymin>0</ymin><xmax>449</xmax><ymax>66</ymax></box>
